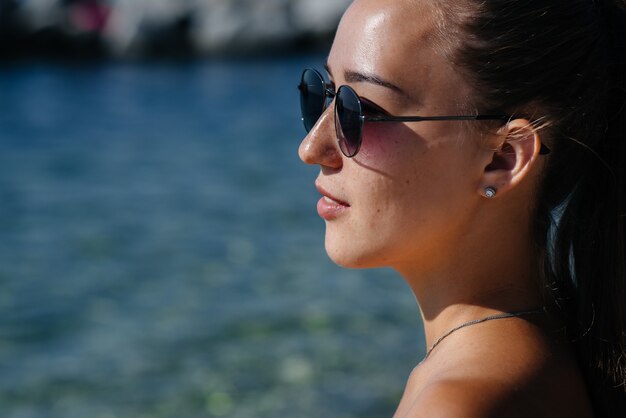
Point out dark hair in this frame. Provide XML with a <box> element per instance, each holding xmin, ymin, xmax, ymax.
<box><xmin>440</xmin><ymin>0</ymin><xmax>626</xmax><ymax>415</ymax></box>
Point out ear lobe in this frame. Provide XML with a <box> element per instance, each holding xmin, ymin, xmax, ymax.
<box><xmin>480</xmin><ymin>119</ymin><xmax>542</xmax><ymax>198</ymax></box>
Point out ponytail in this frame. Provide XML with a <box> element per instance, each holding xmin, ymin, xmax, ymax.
<box><xmin>446</xmin><ymin>0</ymin><xmax>626</xmax><ymax>415</ymax></box>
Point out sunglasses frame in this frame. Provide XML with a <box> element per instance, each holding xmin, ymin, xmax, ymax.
<box><xmin>299</xmin><ymin>68</ymin><xmax>550</xmax><ymax>158</ymax></box>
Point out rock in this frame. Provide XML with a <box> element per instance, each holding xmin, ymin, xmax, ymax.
<box><xmin>104</xmin><ymin>0</ymin><xmax>352</xmax><ymax>57</ymax></box>
<box><xmin>1</xmin><ymin>0</ymin><xmax>352</xmax><ymax>58</ymax></box>
<box><xmin>290</xmin><ymin>0</ymin><xmax>353</xmax><ymax>34</ymax></box>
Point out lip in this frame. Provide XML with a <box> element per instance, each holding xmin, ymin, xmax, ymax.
<box><xmin>315</xmin><ymin>182</ymin><xmax>350</xmax><ymax>220</ymax></box>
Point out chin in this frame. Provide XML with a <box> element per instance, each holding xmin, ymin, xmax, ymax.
<box><xmin>324</xmin><ymin>238</ymin><xmax>386</xmax><ymax>270</ymax></box>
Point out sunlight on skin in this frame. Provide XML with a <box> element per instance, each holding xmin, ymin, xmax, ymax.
<box><xmin>299</xmin><ymin>0</ymin><xmax>592</xmax><ymax>416</ymax></box>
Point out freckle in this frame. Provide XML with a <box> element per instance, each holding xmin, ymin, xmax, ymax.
<box><xmin>406</xmin><ymin>180</ymin><xmax>410</xmax><ymax>185</ymax></box>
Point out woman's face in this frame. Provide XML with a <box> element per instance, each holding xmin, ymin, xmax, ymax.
<box><xmin>299</xmin><ymin>0</ymin><xmax>489</xmax><ymax>272</ymax></box>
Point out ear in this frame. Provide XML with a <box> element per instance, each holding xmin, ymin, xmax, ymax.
<box><xmin>480</xmin><ymin>119</ymin><xmax>542</xmax><ymax>198</ymax></box>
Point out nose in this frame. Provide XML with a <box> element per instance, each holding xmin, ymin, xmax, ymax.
<box><xmin>298</xmin><ymin>108</ymin><xmax>343</xmax><ymax>169</ymax></box>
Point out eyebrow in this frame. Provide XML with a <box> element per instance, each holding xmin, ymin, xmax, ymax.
<box><xmin>324</xmin><ymin>63</ymin><xmax>411</xmax><ymax>99</ymax></box>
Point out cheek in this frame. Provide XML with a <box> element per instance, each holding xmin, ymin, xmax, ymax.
<box><xmin>355</xmin><ymin>123</ymin><xmax>423</xmax><ymax>170</ymax></box>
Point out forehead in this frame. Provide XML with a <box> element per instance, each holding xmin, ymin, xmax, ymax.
<box><xmin>328</xmin><ymin>0</ymin><xmax>469</xmax><ymax>107</ymax></box>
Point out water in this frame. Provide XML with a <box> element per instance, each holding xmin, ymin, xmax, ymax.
<box><xmin>0</xmin><ymin>56</ymin><xmax>423</xmax><ymax>418</ymax></box>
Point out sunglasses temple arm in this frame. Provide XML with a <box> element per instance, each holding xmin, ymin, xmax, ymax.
<box><xmin>364</xmin><ymin>116</ymin><xmax>550</xmax><ymax>154</ymax></box>
<box><xmin>365</xmin><ymin>115</ymin><xmax>511</xmax><ymax>122</ymax></box>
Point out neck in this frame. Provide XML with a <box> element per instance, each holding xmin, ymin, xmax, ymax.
<box><xmin>394</xmin><ymin>202</ymin><xmax>543</xmax><ymax>351</ymax></box>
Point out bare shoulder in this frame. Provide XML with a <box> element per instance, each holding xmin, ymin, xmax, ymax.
<box><xmin>395</xmin><ymin>321</ymin><xmax>595</xmax><ymax>418</ymax></box>
<box><xmin>404</xmin><ymin>373</ymin><xmax>586</xmax><ymax>418</ymax></box>
<box><xmin>406</xmin><ymin>377</ymin><xmax>514</xmax><ymax>418</ymax></box>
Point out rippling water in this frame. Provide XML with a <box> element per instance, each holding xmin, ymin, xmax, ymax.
<box><xmin>0</xmin><ymin>56</ymin><xmax>423</xmax><ymax>418</ymax></box>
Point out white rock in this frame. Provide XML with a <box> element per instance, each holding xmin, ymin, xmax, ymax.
<box><xmin>290</xmin><ymin>0</ymin><xmax>352</xmax><ymax>33</ymax></box>
<box><xmin>20</xmin><ymin>0</ymin><xmax>353</xmax><ymax>56</ymax></box>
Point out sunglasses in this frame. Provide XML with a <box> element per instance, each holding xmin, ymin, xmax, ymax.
<box><xmin>298</xmin><ymin>68</ymin><xmax>550</xmax><ymax>158</ymax></box>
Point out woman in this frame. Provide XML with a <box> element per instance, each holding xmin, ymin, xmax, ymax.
<box><xmin>297</xmin><ymin>0</ymin><xmax>626</xmax><ymax>417</ymax></box>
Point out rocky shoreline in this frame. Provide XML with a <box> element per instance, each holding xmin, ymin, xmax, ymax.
<box><xmin>0</xmin><ymin>0</ymin><xmax>351</xmax><ymax>59</ymax></box>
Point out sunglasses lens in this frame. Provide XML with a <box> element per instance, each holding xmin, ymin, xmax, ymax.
<box><xmin>335</xmin><ymin>86</ymin><xmax>362</xmax><ymax>157</ymax></box>
<box><xmin>299</xmin><ymin>69</ymin><xmax>326</xmax><ymax>132</ymax></box>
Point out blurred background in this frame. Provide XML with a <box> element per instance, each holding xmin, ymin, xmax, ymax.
<box><xmin>0</xmin><ymin>1</ymin><xmax>424</xmax><ymax>417</ymax></box>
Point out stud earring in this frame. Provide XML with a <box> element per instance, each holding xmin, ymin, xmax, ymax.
<box><xmin>484</xmin><ymin>187</ymin><xmax>497</xmax><ymax>198</ymax></box>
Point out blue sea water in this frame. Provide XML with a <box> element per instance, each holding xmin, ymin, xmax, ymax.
<box><xmin>0</xmin><ymin>56</ymin><xmax>423</xmax><ymax>418</ymax></box>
